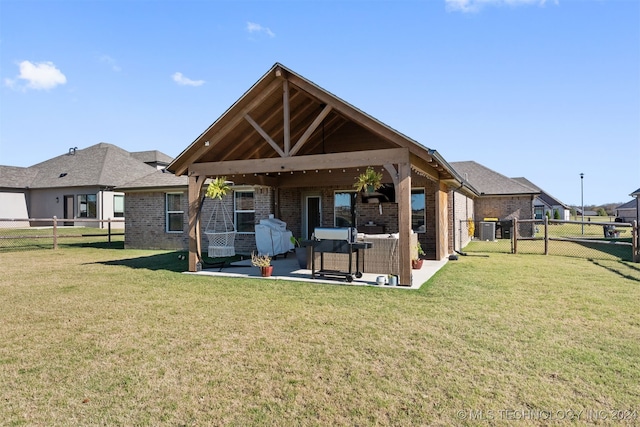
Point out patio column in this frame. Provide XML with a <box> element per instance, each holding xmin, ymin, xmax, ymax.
<box><xmin>397</xmin><ymin>162</ymin><xmax>412</xmax><ymax>286</ymax></box>
<box><xmin>188</xmin><ymin>174</ymin><xmax>205</xmax><ymax>272</ymax></box>
<box><xmin>435</xmin><ymin>181</ymin><xmax>449</xmax><ymax>260</ymax></box>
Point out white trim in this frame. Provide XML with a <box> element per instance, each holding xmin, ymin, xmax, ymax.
<box><xmin>234</xmin><ymin>189</ymin><xmax>255</xmax><ymax>234</ymax></box>
<box><xmin>165</xmin><ymin>192</ymin><xmax>184</xmax><ymax>233</ymax></box>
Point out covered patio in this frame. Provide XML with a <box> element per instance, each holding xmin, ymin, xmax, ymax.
<box><xmin>167</xmin><ymin>63</ymin><xmax>475</xmax><ymax>286</ymax></box>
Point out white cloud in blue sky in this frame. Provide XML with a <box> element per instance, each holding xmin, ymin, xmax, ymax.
<box><xmin>171</xmin><ymin>72</ymin><xmax>205</xmax><ymax>87</ymax></box>
<box><xmin>246</xmin><ymin>21</ymin><xmax>275</xmax><ymax>38</ymax></box>
<box><xmin>98</xmin><ymin>54</ymin><xmax>121</xmax><ymax>72</ymax></box>
<box><xmin>446</xmin><ymin>0</ymin><xmax>558</xmax><ymax>13</ymax></box>
<box><xmin>4</xmin><ymin>60</ymin><xmax>67</xmax><ymax>91</ymax></box>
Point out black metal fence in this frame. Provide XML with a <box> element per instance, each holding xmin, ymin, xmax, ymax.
<box><xmin>0</xmin><ymin>217</ymin><xmax>125</xmax><ymax>251</ymax></box>
<box><xmin>463</xmin><ymin>218</ymin><xmax>639</xmax><ymax>262</ymax></box>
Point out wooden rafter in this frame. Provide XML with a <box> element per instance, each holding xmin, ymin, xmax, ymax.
<box><xmin>283</xmin><ymin>79</ymin><xmax>290</xmax><ymax>155</ymax></box>
<box><xmin>244</xmin><ymin>113</ymin><xmax>286</xmax><ymax>158</ymax></box>
<box><xmin>289</xmin><ymin>104</ymin><xmax>333</xmax><ymax>156</ymax></box>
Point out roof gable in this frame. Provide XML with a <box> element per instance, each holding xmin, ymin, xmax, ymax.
<box><xmin>616</xmin><ymin>199</ymin><xmax>637</xmax><ymax>210</ymax></box>
<box><xmin>512</xmin><ymin>177</ymin><xmax>569</xmax><ymax>208</ymax></box>
<box><xmin>167</xmin><ymin>63</ymin><xmax>462</xmax><ymax>183</ymax></box>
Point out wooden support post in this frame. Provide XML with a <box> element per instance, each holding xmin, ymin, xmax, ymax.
<box><xmin>108</xmin><ymin>218</ymin><xmax>112</xmax><ymax>247</ymax></box>
<box><xmin>188</xmin><ymin>175</ymin><xmax>206</xmax><ymax>272</ymax></box>
<box><xmin>435</xmin><ymin>182</ymin><xmax>449</xmax><ymax>260</ymax></box>
<box><xmin>397</xmin><ymin>162</ymin><xmax>412</xmax><ymax>286</ymax></box>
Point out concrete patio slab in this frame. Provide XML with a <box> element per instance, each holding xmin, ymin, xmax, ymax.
<box><xmin>186</xmin><ymin>255</ymin><xmax>449</xmax><ymax>289</ymax></box>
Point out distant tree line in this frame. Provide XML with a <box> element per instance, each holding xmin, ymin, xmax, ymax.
<box><xmin>569</xmin><ymin>203</ymin><xmax>623</xmax><ymax>217</ymax></box>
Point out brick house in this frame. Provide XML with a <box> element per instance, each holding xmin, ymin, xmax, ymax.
<box><xmin>450</xmin><ymin>161</ymin><xmax>539</xmax><ymax>237</ymax></box>
<box><xmin>122</xmin><ymin>63</ymin><xmax>478</xmax><ymax>285</ymax></box>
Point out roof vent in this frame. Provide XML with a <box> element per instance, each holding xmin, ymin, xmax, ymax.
<box><xmin>68</xmin><ymin>147</ymin><xmax>77</xmax><ymax>155</ymax></box>
<box><xmin>59</xmin><ymin>173</ymin><xmax>67</xmax><ymax>178</ymax></box>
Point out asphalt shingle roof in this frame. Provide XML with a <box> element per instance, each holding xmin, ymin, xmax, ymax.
<box><xmin>1</xmin><ymin>143</ymin><xmax>172</xmax><ymax>189</ymax></box>
<box><xmin>451</xmin><ymin>161</ymin><xmax>539</xmax><ymax>196</ymax></box>
<box><xmin>512</xmin><ymin>177</ymin><xmax>568</xmax><ymax>208</ymax></box>
<box><xmin>130</xmin><ymin>150</ymin><xmax>174</xmax><ymax>166</ymax></box>
<box><xmin>0</xmin><ymin>166</ymin><xmax>39</xmax><ymax>188</ymax></box>
<box><xmin>119</xmin><ymin>169</ymin><xmax>188</xmax><ymax>190</ymax></box>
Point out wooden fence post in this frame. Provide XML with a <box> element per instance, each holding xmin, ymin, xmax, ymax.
<box><xmin>512</xmin><ymin>217</ymin><xmax>518</xmax><ymax>254</ymax></box>
<box><xmin>53</xmin><ymin>216</ymin><xmax>58</xmax><ymax>250</ymax></box>
<box><xmin>544</xmin><ymin>216</ymin><xmax>549</xmax><ymax>255</ymax></box>
<box><xmin>108</xmin><ymin>218</ymin><xmax>112</xmax><ymax>247</ymax></box>
<box><xmin>633</xmin><ymin>220</ymin><xmax>639</xmax><ymax>263</ymax></box>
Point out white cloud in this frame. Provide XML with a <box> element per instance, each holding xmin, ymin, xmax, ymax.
<box><xmin>172</xmin><ymin>72</ymin><xmax>205</xmax><ymax>87</ymax></box>
<box><xmin>247</xmin><ymin>21</ymin><xmax>275</xmax><ymax>38</ymax></box>
<box><xmin>446</xmin><ymin>0</ymin><xmax>558</xmax><ymax>13</ymax></box>
<box><xmin>4</xmin><ymin>60</ymin><xmax>67</xmax><ymax>90</ymax></box>
<box><xmin>98</xmin><ymin>54</ymin><xmax>121</xmax><ymax>72</ymax></box>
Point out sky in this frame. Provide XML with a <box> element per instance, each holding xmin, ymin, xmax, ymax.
<box><xmin>0</xmin><ymin>0</ymin><xmax>638</xmax><ymax>206</ymax></box>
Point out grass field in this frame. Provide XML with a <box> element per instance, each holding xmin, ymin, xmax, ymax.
<box><xmin>1</xmin><ymin>247</ymin><xmax>639</xmax><ymax>425</ymax></box>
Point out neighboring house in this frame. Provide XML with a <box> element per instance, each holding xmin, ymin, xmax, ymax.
<box><xmin>0</xmin><ymin>143</ymin><xmax>169</xmax><ymax>228</ymax></box>
<box><xmin>615</xmin><ymin>187</ymin><xmax>640</xmax><ymax>223</ymax></box>
<box><xmin>512</xmin><ymin>177</ymin><xmax>571</xmax><ymax>220</ymax></box>
<box><xmin>0</xmin><ymin>166</ymin><xmax>38</xmax><ymax>227</ymax></box>
<box><xmin>123</xmin><ymin>63</ymin><xmax>478</xmax><ymax>285</ymax></box>
<box><xmin>451</xmin><ymin>161</ymin><xmax>539</xmax><ymax>237</ymax></box>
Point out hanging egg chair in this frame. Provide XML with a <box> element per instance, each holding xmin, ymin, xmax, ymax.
<box><xmin>204</xmin><ymin>178</ymin><xmax>236</xmax><ymax>258</ymax></box>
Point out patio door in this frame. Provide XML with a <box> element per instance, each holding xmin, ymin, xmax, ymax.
<box><xmin>303</xmin><ymin>195</ymin><xmax>321</xmax><ymax>240</ymax></box>
<box><xmin>63</xmin><ymin>195</ymin><xmax>74</xmax><ymax>226</ymax></box>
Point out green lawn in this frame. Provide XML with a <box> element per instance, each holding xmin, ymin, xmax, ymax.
<box><xmin>1</xmin><ymin>247</ymin><xmax>639</xmax><ymax>425</ymax></box>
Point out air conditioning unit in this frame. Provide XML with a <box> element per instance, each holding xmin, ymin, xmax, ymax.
<box><xmin>479</xmin><ymin>221</ymin><xmax>496</xmax><ymax>241</ymax></box>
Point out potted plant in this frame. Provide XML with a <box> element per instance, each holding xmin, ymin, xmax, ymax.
<box><xmin>251</xmin><ymin>252</ymin><xmax>273</xmax><ymax>277</ymax></box>
<box><xmin>412</xmin><ymin>241</ymin><xmax>425</xmax><ymax>269</ymax></box>
<box><xmin>354</xmin><ymin>166</ymin><xmax>383</xmax><ymax>194</ymax></box>
<box><xmin>206</xmin><ymin>176</ymin><xmax>231</xmax><ymax>199</ymax></box>
<box><xmin>290</xmin><ymin>236</ymin><xmax>308</xmax><ymax>269</ymax></box>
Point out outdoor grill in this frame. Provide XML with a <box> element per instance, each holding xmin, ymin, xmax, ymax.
<box><xmin>309</xmin><ymin>227</ymin><xmax>372</xmax><ymax>282</ymax></box>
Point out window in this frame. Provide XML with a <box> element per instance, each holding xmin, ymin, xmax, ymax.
<box><xmin>334</xmin><ymin>191</ymin><xmax>356</xmax><ymax>227</ymax></box>
<box><xmin>411</xmin><ymin>188</ymin><xmax>426</xmax><ymax>233</ymax></box>
<box><xmin>78</xmin><ymin>194</ymin><xmax>97</xmax><ymax>218</ymax></box>
<box><xmin>234</xmin><ymin>190</ymin><xmax>255</xmax><ymax>233</ymax></box>
<box><xmin>534</xmin><ymin>206</ymin><xmax>544</xmax><ymax>220</ymax></box>
<box><xmin>114</xmin><ymin>195</ymin><xmax>124</xmax><ymax>218</ymax></box>
<box><xmin>166</xmin><ymin>193</ymin><xmax>184</xmax><ymax>233</ymax></box>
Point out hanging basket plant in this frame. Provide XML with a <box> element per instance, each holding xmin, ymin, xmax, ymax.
<box><xmin>206</xmin><ymin>177</ymin><xmax>231</xmax><ymax>200</ymax></box>
<box><xmin>353</xmin><ymin>167</ymin><xmax>383</xmax><ymax>193</ymax></box>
